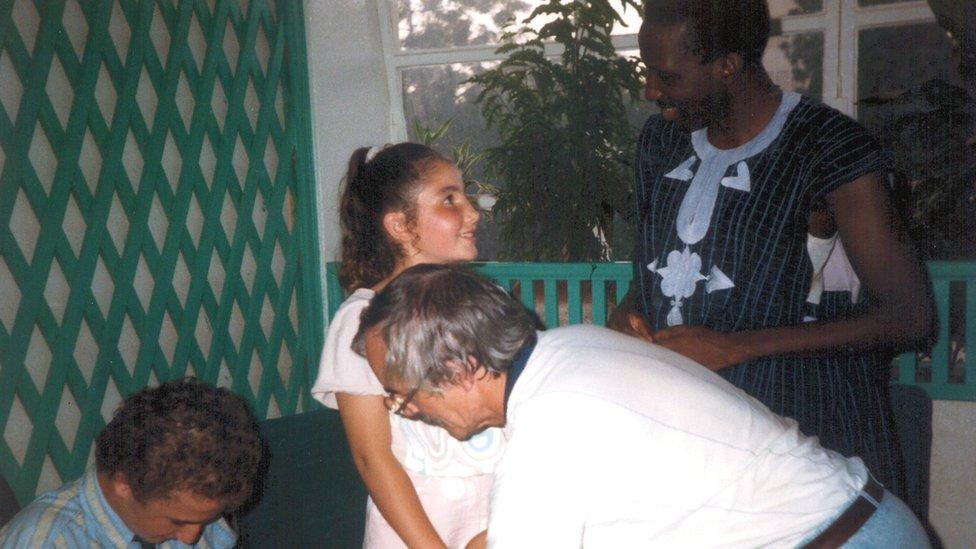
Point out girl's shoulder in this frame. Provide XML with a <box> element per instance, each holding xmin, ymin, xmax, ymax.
<box><xmin>323</xmin><ymin>288</ymin><xmax>376</xmax><ymax>346</ymax></box>
<box><xmin>313</xmin><ymin>287</ymin><xmax>382</xmax><ymax>407</ymax></box>
<box><xmin>331</xmin><ymin>288</ymin><xmax>375</xmax><ymax>321</ymax></box>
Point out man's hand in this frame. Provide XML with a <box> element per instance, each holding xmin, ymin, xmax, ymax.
<box><xmin>651</xmin><ymin>325</ymin><xmax>750</xmax><ymax>371</ymax></box>
<box><xmin>607</xmin><ymin>288</ymin><xmax>654</xmax><ymax>342</ymax></box>
<box><xmin>465</xmin><ymin>530</ymin><xmax>487</xmax><ymax>549</ymax></box>
<box><xmin>611</xmin><ymin>312</ymin><xmax>654</xmax><ymax>342</ymax></box>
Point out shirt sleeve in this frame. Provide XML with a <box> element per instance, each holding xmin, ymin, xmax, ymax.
<box><xmin>806</xmin><ymin>105</ymin><xmax>882</xmax><ymax>205</ymax></box>
<box><xmin>310</xmin><ymin>293</ymin><xmax>385</xmax><ymax>409</ymax></box>
<box><xmin>0</xmin><ymin>505</ymin><xmax>89</xmax><ymax>549</ymax></box>
<box><xmin>487</xmin><ymin>396</ymin><xmax>590</xmax><ymax>548</ymax></box>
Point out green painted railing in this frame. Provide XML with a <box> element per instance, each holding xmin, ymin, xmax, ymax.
<box><xmin>325</xmin><ymin>261</ymin><xmax>976</xmax><ymax>402</ymax></box>
<box><xmin>896</xmin><ymin>261</ymin><xmax>976</xmax><ymax>401</ymax></box>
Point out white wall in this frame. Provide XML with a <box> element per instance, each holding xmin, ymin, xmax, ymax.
<box><xmin>304</xmin><ymin>0</ymin><xmax>399</xmax><ymax>316</ymax></box>
<box><xmin>929</xmin><ymin>402</ymin><xmax>976</xmax><ymax>549</ymax></box>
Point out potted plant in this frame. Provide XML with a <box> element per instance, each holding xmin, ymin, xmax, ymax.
<box><xmin>469</xmin><ymin>0</ymin><xmax>644</xmax><ymax>261</ymax></box>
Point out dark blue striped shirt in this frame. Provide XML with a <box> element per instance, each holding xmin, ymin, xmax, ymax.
<box><xmin>634</xmin><ymin>94</ymin><xmax>903</xmax><ymax>495</ymax></box>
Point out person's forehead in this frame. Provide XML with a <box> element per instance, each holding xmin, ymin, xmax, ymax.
<box><xmin>146</xmin><ymin>490</ymin><xmax>224</xmax><ymax>522</ymax></box>
<box><xmin>639</xmin><ymin>20</ymin><xmax>692</xmax><ymax>56</ymax></box>
<box><xmin>415</xmin><ymin>164</ymin><xmax>463</xmax><ymax>198</ymax></box>
<box><xmin>422</xmin><ymin>159</ymin><xmax>460</xmax><ymax>179</ymax></box>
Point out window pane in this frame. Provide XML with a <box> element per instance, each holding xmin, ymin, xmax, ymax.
<box><xmin>397</xmin><ymin>0</ymin><xmax>823</xmax><ymax>51</ymax></box>
<box><xmin>398</xmin><ymin>1</ymin><xmax>549</xmax><ymax>50</ymax></box>
<box><xmin>402</xmin><ymin>62</ymin><xmax>502</xmax><ymax>257</ymax></box>
<box><xmin>402</xmin><ymin>51</ymin><xmax>651</xmax><ymax>260</ymax></box>
<box><xmin>857</xmin><ymin>23</ymin><xmax>958</xmax><ymax>132</ymax></box>
<box><xmin>857</xmin><ymin>23</ymin><xmax>976</xmax><ymax>259</ymax></box>
<box><xmin>769</xmin><ymin>0</ymin><xmax>823</xmax><ymax>18</ymax></box>
<box><xmin>609</xmin><ymin>1</ymin><xmax>643</xmax><ymax>36</ymax></box>
<box><xmin>398</xmin><ymin>1</ymin><xmax>644</xmax><ymax>51</ymax></box>
<box><xmin>766</xmin><ymin>31</ymin><xmax>824</xmax><ymax>99</ymax></box>
<box><xmin>402</xmin><ymin>62</ymin><xmax>497</xmax><ymax>180</ymax></box>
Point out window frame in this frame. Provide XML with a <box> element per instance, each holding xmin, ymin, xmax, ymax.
<box><xmin>375</xmin><ymin>0</ymin><xmax>937</xmax><ymax>136</ymax></box>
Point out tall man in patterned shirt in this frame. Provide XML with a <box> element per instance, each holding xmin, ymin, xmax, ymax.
<box><xmin>0</xmin><ymin>378</ymin><xmax>264</xmax><ymax>548</ymax></box>
<box><xmin>610</xmin><ymin>0</ymin><xmax>935</xmax><ymax>502</ymax></box>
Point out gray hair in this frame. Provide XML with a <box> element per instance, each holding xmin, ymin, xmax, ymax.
<box><xmin>353</xmin><ymin>263</ymin><xmax>537</xmax><ymax>391</ymax></box>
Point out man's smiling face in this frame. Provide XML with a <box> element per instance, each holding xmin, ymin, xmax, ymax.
<box><xmin>638</xmin><ymin>20</ymin><xmax>728</xmax><ymax>132</ymax></box>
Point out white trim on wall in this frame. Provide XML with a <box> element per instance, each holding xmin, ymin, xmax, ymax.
<box><xmin>375</xmin><ymin>0</ymin><xmax>409</xmax><ymax>141</ymax></box>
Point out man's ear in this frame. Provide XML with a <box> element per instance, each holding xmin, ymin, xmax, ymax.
<box><xmin>363</xmin><ymin>328</ymin><xmax>390</xmax><ymax>384</ymax></box>
<box><xmin>453</xmin><ymin>356</ymin><xmax>483</xmax><ymax>392</ymax></box>
<box><xmin>716</xmin><ymin>52</ymin><xmax>743</xmax><ymax>80</ymax></box>
<box><xmin>456</xmin><ymin>372</ymin><xmax>477</xmax><ymax>392</ymax></box>
<box><xmin>108</xmin><ymin>472</ymin><xmax>134</xmax><ymax>500</ymax></box>
<box><xmin>458</xmin><ymin>355</ymin><xmax>487</xmax><ymax>391</ymax></box>
<box><xmin>383</xmin><ymin>211</ymin><xmax>413</xmax><ymax>245</ymax></box>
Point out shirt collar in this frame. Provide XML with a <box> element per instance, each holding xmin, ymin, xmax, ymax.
<box><xmin>79</xmin><ymin>467</ymin><xmax>137</xmax><ymax>547</ymax></box>
<box><xmin>503</xmin><ymin>335</ymin><xmax>537</xmax><ymax>418</ymax></box>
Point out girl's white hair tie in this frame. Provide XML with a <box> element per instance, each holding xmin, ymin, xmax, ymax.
<box><xmin>365</xmin><ymin>145</ymin><xmax>382</xmax><ymax>162</ymax></box>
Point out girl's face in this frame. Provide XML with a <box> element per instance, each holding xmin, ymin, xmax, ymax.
<box><xmin>402</xmin><ymin>160</ymin><xmax>480</xmax><ymax>266</ymax></box>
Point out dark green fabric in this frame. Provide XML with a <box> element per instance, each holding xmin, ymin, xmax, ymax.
<box><xmin>236</xmin><ymin>409</ymin><xmax>367</xmax><ymax>548</ymax></box>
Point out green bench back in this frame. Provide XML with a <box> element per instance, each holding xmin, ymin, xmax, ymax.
<box><xmin>325</xmin><ymin>261</ymin><xmax>976</xmax><ymax>402</ymax></box>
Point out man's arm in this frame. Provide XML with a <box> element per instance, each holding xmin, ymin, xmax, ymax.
<box><xmin>651</xmin><ymin>172</ymin><xmax>936</xmax><ymax>370</ymax></box>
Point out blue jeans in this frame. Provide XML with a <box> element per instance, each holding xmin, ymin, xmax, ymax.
<box><xmin>843</xmin><ymin>488</ymin><xmax>930</xmax><ymax>548</ymax></box>
<box><xmin>800</xmin><ymin>480</ymin><xmax>931</xmax><ymax>548</ymax></box>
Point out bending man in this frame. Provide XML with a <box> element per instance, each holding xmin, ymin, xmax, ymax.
<box><xmin>1</xmin><ymin>378</ymin><xmax>264</xmax><ymax>548</ymax></box>
<box><xmin>353</xmin><ymin>264</ymin><xmax>928</xmax><ymax>548</ymax></box>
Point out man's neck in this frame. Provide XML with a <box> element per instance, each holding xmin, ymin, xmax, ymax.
<box><xmin>707</xmin><ymin>70</ymin><xmax>783</xmax><ymax>150</ymax></box>
<box><xmin>500</xmin><ymin>335</ymin><xmax>537</xmax><ymax>423</ymax></box>
<box><xmin>487</xmin><ymin>373</ymin><xmax>508</xmax><ymax>427</ymax></box>
<box><xmin>96</xmin><ymin>471</ymin><xmax>123</xmax><ymax>516</ymax></box>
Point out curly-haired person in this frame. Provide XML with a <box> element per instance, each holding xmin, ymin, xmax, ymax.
<box><xmin>0</xmin><ymin>378</ymin><xmax>264</xmax><ymax>548</ymax></box>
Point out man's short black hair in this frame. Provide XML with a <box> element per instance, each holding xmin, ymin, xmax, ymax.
<box><xmin>95</xmin><ymin>378</ymin><xmax>263</xmax><ymax>509</ymax></box>
<box><xmin>643</xmin><ymin>0</ymin><xmax>771</xmax><ymax>66</ymax></box>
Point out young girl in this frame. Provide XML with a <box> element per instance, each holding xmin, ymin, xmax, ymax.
<box><xmin>311</xmin><ymin>143</ymin><xmax>504</xmax><ymax>548</ymax></box>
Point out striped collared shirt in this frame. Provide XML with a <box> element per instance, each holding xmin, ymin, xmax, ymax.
<box><xmin>0</xmin><ymin>468</ymin><xmax>236</xmax><ymax>548</ymax></box>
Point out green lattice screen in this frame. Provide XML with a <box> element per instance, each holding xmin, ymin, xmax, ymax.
<box><xmin>0</xmin><ymin>0</ymin><xmax>323</xmax><ymax>504</ymax></box>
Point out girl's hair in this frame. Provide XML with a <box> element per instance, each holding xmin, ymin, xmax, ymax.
<box><xmin>338</xmin><ymin>142</ymin><xmax>449</xmax><ymax>290</ymax></box>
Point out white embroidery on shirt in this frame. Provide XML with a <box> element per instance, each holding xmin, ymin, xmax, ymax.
<box><xmin>721</xmin><ymin>161</ymin><xmax>751</xmax><ymax>191</ymax></box>
<box><xmin>649</xmin><ymin>246</ymin><xmax>707</xmax><ymax>326</ymax></box>
<box><xmin>665</xmin><ymin>155</ymin><xmax>696</xmax><ymax>181</ymax></box>
<box><xmin>706</xmin><ymin>265</ymin><xmax>735</xmax><ymax>294</ymax></box>
<box><xmin>651</xmin><ymin>92</ymin><xmax>802</xmax><ymax>325</ymax></box>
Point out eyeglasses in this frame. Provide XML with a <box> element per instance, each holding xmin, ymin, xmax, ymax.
<box><xmin>384</xmin><ymin>386</ymin><xmax>420</xmax><ymax>417</ymax></box>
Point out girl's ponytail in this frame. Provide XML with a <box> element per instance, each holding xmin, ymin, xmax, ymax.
<box><xmin>337</xmin><ymin>143</ymin><xmax>446</xmax><ymax>290</ymax></box>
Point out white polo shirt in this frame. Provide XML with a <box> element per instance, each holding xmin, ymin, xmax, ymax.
<box><xmin>488</xmin><ymin>325</ymin><xmax>868</xmax><ymax>548</ymax></box>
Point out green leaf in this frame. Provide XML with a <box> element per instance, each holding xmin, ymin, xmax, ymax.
<box><xmin>459</xmin><ymin>0</ymin><xmax>645</xmax><ymax>260</ymax></box>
